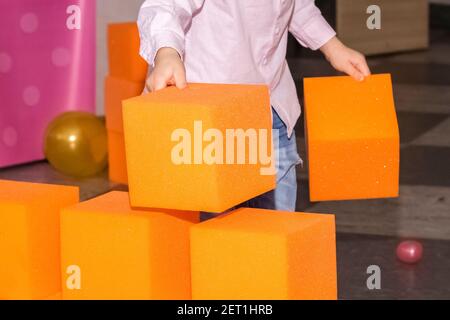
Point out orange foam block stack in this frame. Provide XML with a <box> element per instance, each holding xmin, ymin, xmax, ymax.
<box><xmin>303</xmin><ymin>74</ymin><xmax>400</xmax><ymax>201</ymax></box>
<box><xmin>122</xmin><ymin>83</ymin><xmax>276</xmax><ymax>213</ymax></box>
<box><xmin>190</xmin><ymin>208</ymin><xmax>337</xmax><ymax>300</ymax></box>
<box><xmin>60</xmin><ymin>191</ymin><xmax>199</xmax><ymax>300</ymax></box>
<box><xmin>107</xmin><ymin>130</ymin><xmax>128</xmax><ymax>184</ymax></box>
<box><xmin>105</xmin><ymin>76</ymin><xmax>145</xmax><ymax>133</ymax></box>
<box><xmin>106</xmin><ymin>23</ymin><xmax>147</xmax><ymax>184</ymax></box>
<box><xmin>105</xmin><ymin>77</ymin><xmax>144</xmax><ymax>184</ymax></box>
<box><xmin>0</xmin><ymin>180</ymin><xmax>79</xmax><ymax>300</ymax></box>
<box><xmin>108</xmin><ymin>23</ymin><xmax>148</xmax><ymax>82</ymax></box>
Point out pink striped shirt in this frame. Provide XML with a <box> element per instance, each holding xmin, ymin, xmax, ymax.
<box><xmin>138</xmin><ymin>0</ymin><xmax>336</xmax><ymax>135</ymax></box>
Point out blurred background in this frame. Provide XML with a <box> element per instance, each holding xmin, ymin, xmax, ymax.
<box><xmin>0</xmin><ymin>0</ymin><xmax>449</xmax><ymax>299</ymax></box>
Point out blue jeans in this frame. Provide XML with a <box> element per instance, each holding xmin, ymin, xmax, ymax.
<box><xmin>239</xmin><ymin>108</ymin><xmax>302</xmax><ymax>211</ymax></box>
<box><xmin>201</xmin><ymin>108</ymin><xmax>301</xmax><ymax>221</ymax></box>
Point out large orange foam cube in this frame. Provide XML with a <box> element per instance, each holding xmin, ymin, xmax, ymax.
<box><xmin>122</xmin><ymin>83</ymin><xmax>276</xmax><ymax>213</ymax></box>
<box><xmin>190</xmin><ymin>208</ymin><xmax>337</xmax><ymax>300</ymax></box>
<box><xmin>105</xmin><ymin>76</ymin><xmax>144</xmax><ymax>133</ymax></box>
<box><xmin>108</xmin><ymin>23</ymin><xmax>148</xmax><ymax>82</ymax></box>
<box><xmin>303</xmin><ymin>74</ymin><xmax>400</xmax><ymax>201</ymax></box>
<box><xmin>107</xmin><ymin>130</ymin><xmax>128</xmax><ymax>184</ymax></box>
<box><xmin>0</xmin><ymin>180</ymin><xmax>79</xmax><ymax>300</ymax></box>
<box><xmin>60</xmin><ymin>191</ymin><xmax>199</xmax><ymax>300</ymax></box>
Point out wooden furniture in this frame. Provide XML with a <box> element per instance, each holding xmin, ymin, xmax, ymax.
<box><xmin>335</xmin><ymin>0</ymin><xmax>429</xmax><ymax>55</ymax></box>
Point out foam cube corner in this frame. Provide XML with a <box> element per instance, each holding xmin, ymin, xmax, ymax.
<box><xmin>303</xmin><ymin>74</ymin><xmax>400</xmax><ymax>201</ymax></box>
<box><xmin>122</xmin><ymin>83</ymin><xmax>276</xmax><ymax>213</ymax></box>
<box><xmin>190</xmin><ymin>208</ymin><xmax>337</xmax><ymax>300</ymax></box>
<box><xmin>0</xmin><ymin>180</ymin><xmax>79</xmax><ymax>300</ymax></box>
<box><xmin>60</xmin><ymin>191</ymin><xmax>199</xmax><ymax>300</ymax></box>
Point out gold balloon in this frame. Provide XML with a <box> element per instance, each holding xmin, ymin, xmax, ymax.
<box><xmin>44</xmin><ymin>112</ymin><xmax>108</xmax><ymax>178</ymax></box>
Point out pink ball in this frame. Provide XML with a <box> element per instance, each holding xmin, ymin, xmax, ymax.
<box><xmin>396</xmin><ymin>240</ymin><xmax>423</xmax><ymax>264</ymax></box>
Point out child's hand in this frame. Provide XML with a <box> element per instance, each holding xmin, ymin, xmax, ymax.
<box><xmin>320</xmin><ymin>37</ymin><xmax>371</xmax><ymax>82</ymax></box>
<box><xmin>146</xmin><ymin>47</ymin><xmax>187</xmax><ymax>92</ymax></box>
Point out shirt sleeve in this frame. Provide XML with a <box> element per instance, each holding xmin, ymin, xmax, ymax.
<box><xmin>288</xmin><ymin>0</ymin><xmax>336</xmax><ymax>51</ymax></box>
<box><xmin>137</xmin><ymin>0</ymin><xmax>205</xmax><ymax>65</ymax></box>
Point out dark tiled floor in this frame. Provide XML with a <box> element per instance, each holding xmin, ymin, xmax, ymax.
<box><xmin>337</xmin><ymin>233</ymin><xmax>450</xmax><ymax>300</ymax></box>
<box><xmin>372</xmin><ymin>62</ymin><xmax>450</xmax><ymax>86</ymax></box>
<box><xmin>400</xmin><ymin>146</ymin><xmax>450</xmax><ymax>187</ymax></box>
<box><xmin>394</xmin><ymin>84</ymin><xmax>450</xmax><ymax>115</ymax></box>
<box><xmin>396</xmin><ymin>112</ymin><xmax>448</xmax><ymax>144</ymax></box>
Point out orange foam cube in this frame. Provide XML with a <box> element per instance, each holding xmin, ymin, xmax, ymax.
<box><xmin>122</xmin><ymin>83</ymin><xmax>276</xmax><ymax>213</ymax></box>
<box><xmin>60</xmin><ymin>191</ymin><xmax>199</xmax><ymax>300</ymax></box>
<box><xmin>190</xmin><ymin>208</ymin><xmax>337</xmax><ymax>300</ymax></box>
<box><xmin>0</xmin><ymin>180</ymin><xmax>79</xmax><ymax>300</ymax></box>
<box><xmin>108</xmin><ymin>23</ymin><xmax>148</xmax><ymax>82</ymax></box>
<box><xmin>41</xmin><ymin>293</ymin><xmax>62</xmax><ymax>300</ymax></box>
<box><xmin>107</xmin><ymin>130</ymin><xmax>128</xmax><ymax>184</ymax></box>
<box><xmin>105</xmin><ymin>76</ymin><xmax>144</xmax><ymax>133</ymax></box>
<box><xmin>303</xmin><ymin>74</ymin><xmax>400</xmax><ymax>201</ymax></box>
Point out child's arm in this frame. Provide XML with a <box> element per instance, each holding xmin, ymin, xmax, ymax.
<box><xmin>289</xmin><ymin>0</ymin><xmax>371</xmax><ymax>81</ymax></box>
<box><xmin>138</xmin><ymin>0</ymin><xmax>205</xmax><ymax>91</ymax></box>
<box><xmin>320</xmin><ymin>37</ymin><xmax>371</xmax><ymax>82</ymax></box>
<box><xmin>146</xmin><ymin>47</ymin><xmax>186</xmax><ymax>92</ymax></box>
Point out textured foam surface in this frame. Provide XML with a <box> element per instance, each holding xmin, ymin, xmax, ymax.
<box><xmin>108</xmin><ymin>23</ymin><xmax>148</xmax><ymax>82</ymax></box>
<box><xmin>41</xmin><ymin>292</ymin><xmax>62</xmax><ymax>300</ymax></box>
<box><xmin>122</xmin><ymin>83</ymin><xmax>275</xmax><ymax>213</ymax></box>
<box><xmin>60</xmin><ymin>191</ymin><xmax>199</xmax><ymax>300</ymax></box>
<box><xmin>304</xmin><ymin>74</ymin><xmax>400</xmax><ymax>201</ymax></box>
<box><xmin>0</xmin><ymin>180</ymin><xmax>79</xmax><ymax>300</ymax></box>
<box><xmin>107</xmin><ymin>130</ymin><xmax>128</xmax><ymax>184</ymax></box>
<box><xmin>104</xmin><ymin>76</ymin><xmax>144</xmax><ymax>133</ymax></box>
<box><xmin>190</xmin><ymin>208</ymin><xmax>337</xmax><ymax>300</ymax></box>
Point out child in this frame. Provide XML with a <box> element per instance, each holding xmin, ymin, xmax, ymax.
<box><xmin>137</xmin><ymin>0</ymin><xmax>371</xmax><ymax>212</ymax></box>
